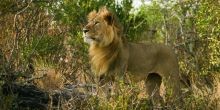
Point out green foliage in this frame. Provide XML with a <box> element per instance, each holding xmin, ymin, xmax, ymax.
<box><xmin>22</xmin><ymin>35</ymin><xmax>64</xmax><ymax>58</ymax></box>
<box><xmin>134</xmin><ymin>2</ymin><xmax>164</xmax><ymax>42</ymax></box>
<box><xmin>195</xmin><ymin>0</ymin><xmax>220</xmax><ymax>74</ymax></box>
<box><xmin>139</xmin><ymin>2</ymin><xmax>163</xmax><ymax>28</ymax></box>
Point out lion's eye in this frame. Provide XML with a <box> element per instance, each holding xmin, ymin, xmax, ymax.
<box><xmin>94</xmin><ymin>21</ymin><xmax>100</xmax><ymax>25</ymax></box>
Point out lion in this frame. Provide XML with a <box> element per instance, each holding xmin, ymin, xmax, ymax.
<box><xmin>82</xmin><ymin>7</ymin><xmax>182</xmax><ymax>103</ymax></box>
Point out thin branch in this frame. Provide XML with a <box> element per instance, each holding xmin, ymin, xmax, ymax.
<box><xmin>23</xmin><ymin>73</ymin><xmax>47</xmax><ymax>83</ymax></box>
<box><xmin>7</xmin><ymin>0</ymin><xmax>33</xmax><ymax>68</ymax></box>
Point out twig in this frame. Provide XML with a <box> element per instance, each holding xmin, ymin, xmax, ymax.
<box><xmin>21</xmin><ymin>72</ymin><xmax>47</xmax><ymax>83</ymax></box>
<box><xmin>77</xmin><ymin>83</ymin><xmax>96</xmax><ymax>88</ymax></box>
<box><xmin>7</xmin><ymin>0</ymin><xmax>33</xmax><ymax>68</ymax></box>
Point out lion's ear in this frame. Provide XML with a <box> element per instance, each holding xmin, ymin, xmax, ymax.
<box><xmin>99</xmin><ymin>7</ymin><xmax>114</xmax><ymax>25</ymax></box>
<box><xmin>104</xmin><ymin>12</ymin><xmax>114</xmax><ymax>25</ymax></box>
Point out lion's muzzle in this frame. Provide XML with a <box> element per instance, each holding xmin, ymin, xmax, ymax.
<box><xmin>82</xmin><ymin>28</ymin><xmax>100</xmax><ymax>44</ymax></box>
<box><xmin>82</xmin><ymin>28</ymin><xmax>94</xmax><ymax>44</ymax></box>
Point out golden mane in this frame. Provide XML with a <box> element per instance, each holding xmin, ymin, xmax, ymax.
<box><xmin>87</xmin><ymin>7</ymin><xmax>124</xmax><ymax>76</ymax></box>
<box><xmin>89</xmin><ymin>39</ymin><xmax>122</xmax><ymax>76</ymax></box>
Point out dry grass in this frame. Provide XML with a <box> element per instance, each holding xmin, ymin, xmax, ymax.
<box><xmin>32</xmin><ymin>67</ymin><xmax>220</xmax><ymax>110</ymax></box>
<box><xmin>1</xmin><ymin>64</ymin><xmax>219</xmax><ymax>110</ymax></box>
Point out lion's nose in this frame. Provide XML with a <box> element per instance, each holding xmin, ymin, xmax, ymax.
<box><xmin>83</xmin><ymin>28</ymin><xmax>89</xmax><ymax>33</ymax></box>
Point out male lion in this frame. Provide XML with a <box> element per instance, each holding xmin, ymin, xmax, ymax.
<box><xmin>83</xmin><ymin>7</ymin><xmax>182</xmax><ymax>103</ymax></box>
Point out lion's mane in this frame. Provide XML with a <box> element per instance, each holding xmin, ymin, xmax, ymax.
<box><xmin>87</xmin><ymin>7</ymin><xmax>125</xmax><ymax>76</ymax></box>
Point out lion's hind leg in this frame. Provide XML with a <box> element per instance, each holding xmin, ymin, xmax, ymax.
<box><xmin>163</xmin><ymin>72</ymin><xmax>182</xmax><ymax>105</ymax></box>
<box><xmin>145</xmin><ymin>73</ymin><xmax>164</xmax><ymax>107</ymax></box>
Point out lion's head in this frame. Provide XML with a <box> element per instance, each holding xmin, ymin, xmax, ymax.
<box><xmin>83</xmin><ymin>7</ymin><xmax>122</xmax><ymax>47</ymax></box>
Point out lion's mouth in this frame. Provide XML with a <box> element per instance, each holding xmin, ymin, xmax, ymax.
<box><xmin>85</xmin><ymin>36</ymin><xmax>97</xmax><ymax>41</ymax></box>
<box><xmin>83</xmin><ymin>35</ymin><xmax>98</xmax><ymax>44</ymax></box>
<box><xmin>87</xmin><ymin>36</ymin><xmax>96</xmax><ymax>40</ymax></box>
<box><xmin>85</xmin><ymin>33</ymin><xmax>100</xmax><ymax>40</ymax></box>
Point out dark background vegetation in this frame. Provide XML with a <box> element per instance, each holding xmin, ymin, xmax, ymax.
<box><xmin>0</xmin><ymin>0</ymin><xmax>219</xmax><ymax>109</ymax></box>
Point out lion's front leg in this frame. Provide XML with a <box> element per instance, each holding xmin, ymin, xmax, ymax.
<box><xmin>95</xmin><ymin>74</ymin><xmax>116</xmax><ymax>99</ymax></box>
<box><xmin>97</xmin><ymin>72</ymin><xmax>126</xmax><ymax>99</ymax></box>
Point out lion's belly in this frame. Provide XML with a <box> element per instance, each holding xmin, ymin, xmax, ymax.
<box><xmin>127</xmin><ymin>71</ymin><xmax>148</xmax><ymax>82</ymax></box>
<box><xmin>127</xmin><ymin>57</ymin><xmax>156</xmax><ymax>79</ymax></box>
